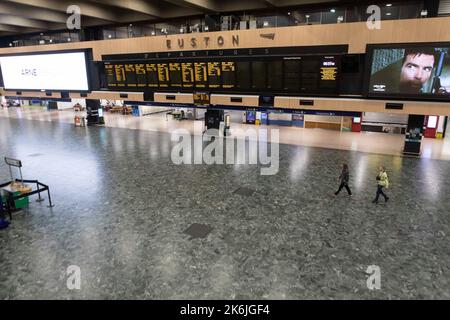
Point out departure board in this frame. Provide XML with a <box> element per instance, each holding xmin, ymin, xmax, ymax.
<box><xmin>158</xmin><ymin>63</ymin><xmax>169</xmax><ymax>87</ymax></box>
<box><xmin>105</xmin><ymin>64</ymin><xmax>116</xmax><ymax>87</ymax></box>
<box><xmin>124</xmin><ymin>64</ymin><xmax>137</xmax><ymax>87</ymax></box>
<box><xmin>252</xmin><ymin>61</ymin><xmax>266</xmax><ymax>90</ymax></box>
<box><xmin>181</xmin><ymin>62</ymin><xmax>194</xmax><ymax>88</ymax></box>
<box><xmin>235</xmin><ymin>61</ymin><xmax>250</xmax><ymax>89</ymax></box>
<box><xmin>114</xmin><ymin>64</ymin><xmax>126</xmax><ymax>87</ymax></box>
<box><xmin>283</xmin><ymin>59</ymin><xmax>301</xmax><ymax>91</ymax></box>
<box><xmin>194</xmin><ymin>62</ymin><xmax>207</xmax><ymax>88</ymax></box>
<box><xmin>193</xmin><ymin>92</ymin><xmax>210</xmax><ymax>105</ymax></box>
<box><xmin>267</xmin><ymin>61</ymin><xmax>282</xmax><ymax>90</ymax></box>
<box><xmin>135</xmin><ymin>63</ymin><xmax>146</xmax><ymax>87</ymax></box>
<box><xmin>319</xmin><ymin>57</ymin><xmax>338</xmax><ymax>89</ymax></box>
<box><xmin>146</xmin><ymin>63</ymin><xmax>158</xmax><ymax>87</ymax></box>
<box><xmin>207</xmin><ymin>62</ymin><xmax>221</xmax><ymax>89</ymax></box>
<box><xmin>222</xmin><ymin>62</ymin><xmax>235</xmax><ymax>89</ymax></box>
<box><xmin>169</xmin><ymin>63</ymin><xmax>182</xmax><ymax>88</ymax></box>
<box><xmin>103</xmin><ymin>54</ymin><xmax>338</xmax><ymax>94</ymax></box>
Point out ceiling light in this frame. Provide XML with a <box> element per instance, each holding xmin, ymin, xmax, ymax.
<box><xmin>330</xmin><ymin>9</ymin><xmax>336</xmax><ymax>13</ymax></box>
<box><xmin>386</xmin><ymin>12</ymin><xmax>392</xmax><ymax>16</ymax></box>
<box><xmin>288</xmin><ymin>12</ymin><xmax>291</xmax><ymax>15</ymax></box>
<box><xmin>386</xmin><ymin>3</ymin><xmax>392</xmax><ymax>7</ymax></box>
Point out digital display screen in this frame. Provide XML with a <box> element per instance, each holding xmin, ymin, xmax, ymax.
<box><xmin>0</xmin><ymin>51</ymin><xmax>90</xmax><ymax>91</ymax></box>
<box><xmin>146</xmin><ymin>63</ymin><xmax>158</xmax><ymax>88</ymax></box>
<box><xmin>194</xmin><ymin>62</ymin><xmax>207</xmax><ymax>88</ymax></box>
<box><xmin>284</xmin><ymin>59</ymin><xmax>301</xmax><ymax>91</ymax></box>
<box><xmin>252</xmin><ymin>61</ymin><xmax>266</xmax><ymax>90</ymax></box>
<box><xmin>181</xmin><ymin>62</ymin><xmax>194</xmax><ymax>88</ymax></box>
<box><xmin>235</xmin><ymin>61</ymin><xmax>251</xmax><ymax>89</ymax></box>
<box><xmin>207</xmin><ymin>62</ymin><xmax>221</xmax><ymax>89</ymax></box>
<box><xmin>103</xmin><ymin>55</ymin><xmax>338</xmax><ymax>94</ymax></box>
<box><xmin>368</xmin><ymin>45</ymin><xmax>450</xmax><ymax>98</ymax></box>
<box><xmin>427</xmin><ymin>116</ymin><xmax>438</xmax><ymax>128</ymax></box>
<box><xmin>169</xmin><ymin>63</ymin><xmax>182</xmax><ymax>88</ymax></box>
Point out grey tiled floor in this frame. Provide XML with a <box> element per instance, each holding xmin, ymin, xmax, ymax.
<box><xmin>0</xmin><ymin>117</ymin><xmax>449</xmax><ymax>299</ymax></box>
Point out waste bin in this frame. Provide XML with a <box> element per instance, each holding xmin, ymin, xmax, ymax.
<box><xmin>74</xmin><ymin>116</ymin><xmax>86</xmax><ymax>127</ymax></box>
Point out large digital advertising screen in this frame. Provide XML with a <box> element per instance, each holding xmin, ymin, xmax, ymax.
<box><xmin>367</xmin><ymin>43</ymin><xmax>450</xmax><ymax>100</ymax></box>
<box><xmin>0</xmin><ymin>51</ymin><xmax>90</xmax><ymax>91</ymax></box>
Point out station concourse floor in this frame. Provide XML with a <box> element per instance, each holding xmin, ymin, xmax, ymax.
<box><xmin>0</xmin><ymin>106</ymin><xmax>450</xmax><ymax>299</ymax></box>
<box><xmin>2</xmin><ymin>106</ymin><xmax>450</xmax><ymax>161</ymax></box>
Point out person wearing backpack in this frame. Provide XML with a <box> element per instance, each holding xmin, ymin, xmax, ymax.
<box><xmin>372</xmin><ymin>166</ymin><xmax>390</xmax><ymax>204</ymax></box>
<box><xmin>334</xmin><ymin>163</ymin><xmax>352</xmax><ymax>196</ymax></box>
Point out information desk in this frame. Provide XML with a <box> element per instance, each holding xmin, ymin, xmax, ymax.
<box><xmin>0</xmin><ymin>179</ymin><xmax>54</xmax><ymax>220</ymax></box>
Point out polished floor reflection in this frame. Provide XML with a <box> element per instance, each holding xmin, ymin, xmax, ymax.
<box><xmin>0</xmin><ymin>116</ymin><xmax>450</xmax><ymax>299</ymax></box>
<box><xmin>2</xmin><ymin>107</ymin><xmax>450</xmax><ymax>161</ymax></box>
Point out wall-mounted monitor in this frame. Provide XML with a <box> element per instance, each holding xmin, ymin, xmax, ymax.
<box><xmin>0</xmin><ymin>50</ymin><xmax>91</xmax><ymax>92</ymax></box>
<box><xmin>427</xmin><ymin>115</ymin><xmax>438</xmax><ymax>128</ymax></box>
<box><xmin>365</xmin><ymin>43</ymin><xmax>450</xmax><ymax>101</ymax></box>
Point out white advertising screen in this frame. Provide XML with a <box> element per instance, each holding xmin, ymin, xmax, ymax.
<box><xmin>0</xmin><ymin>51</ymin><xmax>89</xmax><ymax>91</ymax></box>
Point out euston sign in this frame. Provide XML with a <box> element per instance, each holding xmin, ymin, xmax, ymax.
<box><xmin>166</xmin><ymin>34</ymin><xmax>240</xmax><ymax>50</ymax></box>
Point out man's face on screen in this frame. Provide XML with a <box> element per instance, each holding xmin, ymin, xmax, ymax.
<box><xmin>400</xmin><ymin>53</ymin><xmax>435</xmax><ymax>92</ymax></box>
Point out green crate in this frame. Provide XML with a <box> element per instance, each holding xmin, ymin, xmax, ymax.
<box><xmin>1</xmin><ymin>191</ymin><xmax>29</xmax><ymax>209</ymax></box>
<box><xmin>14</xmin><ymin>194</ymin><xmax>29</xmax><ymax>209</ymax></box>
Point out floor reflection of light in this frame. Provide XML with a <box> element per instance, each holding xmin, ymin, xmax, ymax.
<box><xmin>97</xmin><ymin>128</ymin><xmax>107</xmax><ymax>148</ymax></box>
<box><xmin>354</xmin><ymin>155</ymin><xmax>368</xmax><ymax>189</ymax></box>
<box><xmin>350</xmin><ymin>138</ymin><xmax>359</xmax><ymax>151</ymax></box>
<box><xmin>158</xmin><ymin>242</ymin><xmax>179</xmax><ymax>281</ymax></box>
<box><xmin>421</xmin><ymin>145</ymin><xmax>433</xmax><ymax>159</ymax></box>
<box><xmin>111</xmin><ymin>131</ymin><xmax>123</xmax><ymax>153</ymax></box>
<box><xmin>160</xmin><ymin>135</ymin><xmax>170</xmax><ymax>157</ymax></box>
<box><xmin>149</xmin><ymin>136</ymin><xmax>160</xmax><ymax>160</ymax></box>
<box><xmin>210</xmin><ymin>256</ymin><xmax>234</xmax><ymax>294</ymax></box>
<box><xmin>127</xmin><ymin>135</ymin><xmax>136</xmax><ymax>152</ymax></box>
<box><xmin>289</xmin><ymin>148</ymin><xmax>310</xmax><ymax>182</ymax></box>
<box><xmin>391</xmin><ymin>155</ymin><xmax>403</xmax><ymax>171</ymax></box>
<box><xmin>14</xmin><ymin>142</ymin><xmax>101</xmax><ymax>193</ymax></box>
<box><xmin>419</xmin><ymin>159</ymin><xmax>440</xmax><ymax>201</ymax></box>
<box><xmin>440</xmin><ymin>139</ymin><xmax>450</xmax><ymax>156</ymax></box>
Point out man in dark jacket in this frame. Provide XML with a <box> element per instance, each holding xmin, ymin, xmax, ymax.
<box><xmin>334</xmin><ymin>163</ymin><xmax>352</xmax><ymax>196</ymax></box>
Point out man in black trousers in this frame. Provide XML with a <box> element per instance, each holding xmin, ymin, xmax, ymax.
<box><xmin>334</xmin><ymin>163</ymin><xmax>352</xmax><ymax>196</ymax></box>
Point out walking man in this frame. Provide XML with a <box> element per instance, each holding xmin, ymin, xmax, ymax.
<box><xmin>372</xmin><ymin>166</ymin><xmax>390</xmax><ymax>204</ymax></box>
<box><xmin>335</xmin><ymin>163</ymin><xmax>352</xmax><ymax>196</ymax></box>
